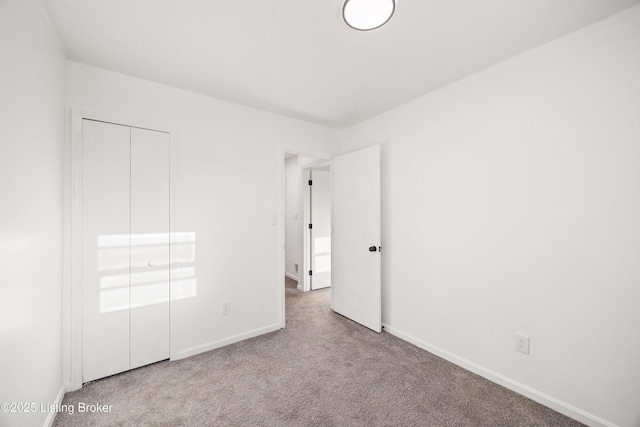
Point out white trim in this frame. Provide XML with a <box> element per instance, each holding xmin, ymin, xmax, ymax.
<box><xmin>174</xmin><ymin>323</ymin><xmax>282</xmax><ymax>360</ymax></box>
<box><xmin>285</xmin><ymin>272</ymin><xmax>298</xmax><ymax>281</ymax></box>
<box><xmin>61</xmin><ymin>110</ymin><xmax>72</xmax><ymax>391</ymax></box>
<box><xmin>68</xmin><ymin>110</ymin><xmax>83</xmax><ymax>391</ymax></box>
<box><xmin>65</xmin><ymin>109</ymin><xmax>178</xmax><ymax>391</ymax></box>
<box><xmin>329</xmin><ymin>162</ymin><xmax>335</xmax><ymax>311</ymax></box>
<box><xmin>43</xmin><ymin>385</ymin><xmax>65</xmax><ymax>427</ymax></box>
<box><xmin>305</xmin><ymin>159</ymin><xmax>332</xmax><ymax>169</ymax></box>
<box><xmin>381</xmin><ymin>323</ymin><xmax>617</xmax><ymax>427</ymax></box>
<box><xmin>283</xmin><ymin>147</ymin><xmax>332</xmax><ymax>160</ymax></box>
<box><xmin>278</xmin><ymin>151</ymin><xmax>286</xmax><ymax>328</ymax></box>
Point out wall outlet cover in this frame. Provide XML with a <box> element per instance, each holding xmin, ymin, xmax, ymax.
<box><xmin>222</xmin><ymin>302</ymin><xmax>231</xmax><ymax>316</ymax></box>
<box><xmin>515</xmin><ymin>333</ymin><xmax>530</xmax><ymax>355</ymax></box>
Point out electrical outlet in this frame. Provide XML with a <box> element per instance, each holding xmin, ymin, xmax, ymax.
<box><xmin>222</xmin><ymin>302</ymin><xmax>231</xmax><ymax>316</ymax></box>
<box><xmin>515</xmin><ymin>333</ymin><xmax>530</xmax><ymax>354</ymax></box>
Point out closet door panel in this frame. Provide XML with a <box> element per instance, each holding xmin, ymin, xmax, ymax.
<box><xmin>82</xmin><ymin>119</ymin><xmax>131</xmax><ymax>382</ymax></box>
<box><xmin>129</xmin><ymin>127</ymin><xmax>170</xmax><ymax>369</ymax></box>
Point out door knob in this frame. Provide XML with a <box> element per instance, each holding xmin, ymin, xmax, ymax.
<box><xmin>369</xmin><ymin>246</ymin><xmax>377</xmax><ymax>252</ymax></box>
<box><xmin>148</xmin><ymin>261</ymin><xmax>156</xmax><ymax>267</ymax></box>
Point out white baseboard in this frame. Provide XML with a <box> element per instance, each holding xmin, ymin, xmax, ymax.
<box><xmin>173</xmin><ymin>323</ymin><xmax>282</xmax><ymax>360</ymax></box>
<box><xmin>285</xmin><ymin>272</ymin><xmax>298</xmax><ymax>281</ymax></box>
<box><xmin>381</xmin><ymin>324</ymin><xmax>616</xmax><ymax>427</ymax></box>
<box><xmin>43</xmin><ymin>384</ymin><xmax>66</xmax><ymax>427</ymax></box>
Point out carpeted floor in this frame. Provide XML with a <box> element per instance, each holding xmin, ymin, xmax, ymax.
<box><xmin>53</xmin><ymin>278</ymin><xmax>584</xmax><ymax>426</ymax></box>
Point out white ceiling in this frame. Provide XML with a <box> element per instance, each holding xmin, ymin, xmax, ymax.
<box><xmin>41</xmin><ymin>0</ymin><xmax>639</xmax><ymax>129</ymax></box>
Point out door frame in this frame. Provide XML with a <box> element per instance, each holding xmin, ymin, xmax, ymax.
<box><xmin>64</xmin><ymin>109</ymin><xmax>178</xmax><ymax>391</ymax></box>
<box><xmin>280</xmin><ymin>147</ymin><xmax>331</xmax><ymax>325</ymax></box>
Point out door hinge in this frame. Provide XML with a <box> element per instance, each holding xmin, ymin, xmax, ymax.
<box><xmin>308</xmin><ymin>180</ymin><xmax>312</xmax><ymax>185</ymax></box>
<box><xmin>308</xmin><ymin>270</ymin><xmax>313</xmax><ymax>276</ymax></box>
<box><xmin>308</xmin><ymin>223</ymin><xmax>312</xmax><ymax>229</ymax></box>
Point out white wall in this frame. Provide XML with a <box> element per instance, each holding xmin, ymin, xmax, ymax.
<box><xmin>334</xmin><ymin>6</ymin><xmax>640</xmax><ymax>427</ymax></box>
<box><xmin>64</xmin><ymin>62</ymin><xmax>335</xmax><ymax>366</ymax></box>
<box><xmin>284</xmin><ymin>156</ymin><xmax>300</xmax><ymax>280</ymax></box>
<box><xmin>0</xmin><ymin>1</ymin><xmax>66</xmax><ymax>426</ymax></box>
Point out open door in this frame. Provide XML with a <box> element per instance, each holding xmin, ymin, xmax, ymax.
<box><xmin>310</xmin><ymin>167</ymin><xmax>331</xmax><ymax>290</ymax></box>
<box><xmin>332</xmin><ymin>145</ymin><xmax>381</xmax><ymax>332</ymax></box>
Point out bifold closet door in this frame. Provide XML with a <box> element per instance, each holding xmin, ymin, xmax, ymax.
<box><xmin>82</xmin><ymin>120</ymin><xmax>170</xmax><ymax>383</ymax></box>
<box><xmin>129</xmin><ymin>127</ymin><xmax>170</xmax><ymax>370</ymax></box>
<box><xmin>82</xmin><ymin>120</ymin><xmax>131</xmax><ymax>382</ymax></box>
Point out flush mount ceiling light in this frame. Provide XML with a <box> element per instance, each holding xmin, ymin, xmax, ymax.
<box><xmin>342</xmin><ymin>0</ymin><xmax>396</xmax><ymax>31</ymax></box>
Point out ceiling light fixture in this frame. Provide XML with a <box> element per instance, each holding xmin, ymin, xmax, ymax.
<box><xmin>342</xmin><ymin>0</ymin><xmax>396</xmax><ymax>31</ymax></box>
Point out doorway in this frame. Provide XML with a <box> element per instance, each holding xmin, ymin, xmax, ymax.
<box><xmin>280</xmin><ymin>145</ymin><xmax>381</xmax><ymax>333</ymax></box>
<box><xmin>306</xmin><ymin>163</ymin><xmax>332</xmax><ymax>290</ymax></box>
<box><xmin>283</xmin><ymin>152</ymin><xmax>331</xmax><ymax>294</ymax></box>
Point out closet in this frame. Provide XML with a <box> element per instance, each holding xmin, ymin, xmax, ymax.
<box><xmin>81</xmin><ymin>119</ymin><xmax>170</xmax><ymax>383</ymax></box>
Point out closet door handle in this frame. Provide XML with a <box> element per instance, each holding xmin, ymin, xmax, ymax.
<box><xmin>148</xmin><ymin>261</ymin><xmax>156</xmax><ymax>267</ymax></box>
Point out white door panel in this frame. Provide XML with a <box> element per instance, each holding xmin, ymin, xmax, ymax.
<box><xmin>82</xmin><ymin>119</ymin><xmax>131</xmax><ymax>382</ymax></box>
<box><xmin>311</xmin><ymin>169</ymin><xmax>331</xmax><ymax>290</ymax></box>
<box><xmin>332</xmin><ymin>145</ymin><xmax>381</xmax><ymax>332</ymax></box>
<box><xmin>130</xmin><ymin>127</ymin><xmax>170</xmax><ymax>369</ymax></box>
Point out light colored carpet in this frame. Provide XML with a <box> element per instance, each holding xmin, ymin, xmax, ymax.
<box><xmin>53</xmin><ymin>278</ymin><xmax>584</xmax><ymax>426</ymax></box>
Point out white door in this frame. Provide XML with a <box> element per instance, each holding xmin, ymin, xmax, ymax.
<box><xmin>129</xmin><ymin>127</ymin><xmax>170</xmax><ymax>369</ymax></box>
<box><xmin>82</xmin><ymin>120</ymin><xmax>170</xmax><ymax>382</ymax></box>
<box><xmin>310</xmin><ymin>168</ymin><xmax>331</xmax><ymax>290</ymax></box>
<box><xmin>331</xmin><ymin>145</ymin><xmax>381</xmax><ymax>332</ymax></box>
<box><xmin>82</xmin><ymin>120</ymin><xmax>131</xmax><ymax>382</ymax></box>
